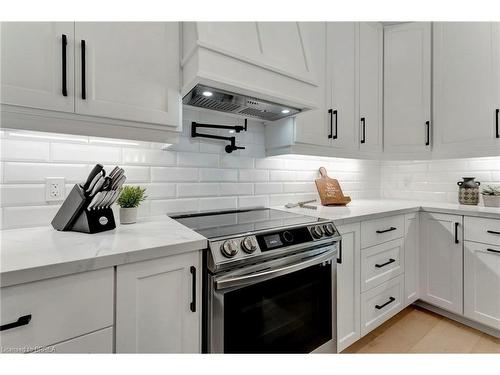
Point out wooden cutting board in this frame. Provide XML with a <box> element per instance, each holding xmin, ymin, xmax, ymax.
<box><xmin>315</xmin><ymin>167</ymin><xmax>351</xmax><ymax>206</ymax></box>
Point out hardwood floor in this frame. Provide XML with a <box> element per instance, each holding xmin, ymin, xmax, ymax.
<box><xmin>342</xmin><ymin>306</ymin><xmax>500</xmax><ymax>353</ymax></box>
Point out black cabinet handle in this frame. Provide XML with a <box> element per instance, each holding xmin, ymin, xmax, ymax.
<box><xmin>190</xmin><ymin>266</ymin><xmax>196</xmax><ymax>313</ymax></box>
<box><xmin>328</xmin><ymin>109</ymin><xmax>333</xmax><ymax>139</ymax></box>
<box><xmin>61</xmin><ymin>34</ymin><xmax>68</xmax><ymax>97</ymax></box>
<box><xmin>0</xmin><ymin>314</ymin><xmax>32</xmax><ymax>332</ymax></box>
<box><xmin>360</xmin><ymin>117</ymin><xmax>366</xmax><ymax>144</ymax></box>
<box><xmin>337</xmin><ymin>239</ymin><xmax>343</xmax><ymax>264</ymax></box>
<box><xmin>376</xmin><ymin>227</ymin><xmax>397</xmax><ymax>234</ymax></box>
<box><xmin>375</xmin><ymin>258</ymin><xmax>396</xmax><ymax>268</ymax></box>
<box><xmin>496</xmin><ymin>109</ymin><xmax>499</xmax><ymax>139</ymax></box>
<box><xmin>487</xmin><ymin>248</ymin><xmax>500</xmax><ymax>254</ymax></box>
<box><xmin>455</xmin><ymin>222</ymin><xmax>460</xmax><ymax>244</ymax></box>
<box><xmin>375</xmin><ymin>297</ymin><xmax>395</xmax><ymax>310</ymax></box>
<box><xmin>332</xmin><ymin>110</ymin><xmax>338</xmax><ymax>140</ymax></box>
<box><xmin>81</xmin><ymin>40</ymin><xmax>86</xmax><ymax>100</ymax></box>
<box><xmin>425</xmin><ymin>121</ymin><xmax>430</xmax><ymax>146</ymax></box>
<box><xmin>487</xmin><ymin>230</ymin><xmax>500</xmax><ymax>235</ymax></box>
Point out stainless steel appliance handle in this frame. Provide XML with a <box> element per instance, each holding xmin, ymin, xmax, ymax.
<box><xmin>215</xmin><ymin>248</ymin><xmax>336</xmax><ymax>291</ymax></box>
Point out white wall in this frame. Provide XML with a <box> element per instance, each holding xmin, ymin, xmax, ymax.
<box><xmin>381</xmin><ymin>157</ymin><xmax>500</xmax><ymax>203</ymax></box>
<box><xmin>0</xmin><ymin>109</ymin><xmax>381</xmax><ymax>229</ymax></box>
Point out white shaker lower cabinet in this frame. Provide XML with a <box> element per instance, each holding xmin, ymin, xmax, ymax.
<box><xmin>336</xmin><ymin>223</ymin><xmax>361</xmax><ymax>352</ymax></box>
<box><xmin>34</xmin><ymin>327</ymin><xmax>113</xmax><ymax>354</ymax></box>
<box><xmin>115</xmin><ymin>251</ymin><xmax>202</xmax><ymax>353</ymax></box>
<box><xmin>404</xmin><ymin>213</ymin><xmax>420</xmax><ymax>306</ymax></box>
<box><xmin>464</xmin><ymin>242</ymin><xmax>500</xmax><ymax>330</ymax></box>
<box><xmin>420</xmin><ymin>212</ymin><xmax>463</xmax><ymax>315</ymax></box>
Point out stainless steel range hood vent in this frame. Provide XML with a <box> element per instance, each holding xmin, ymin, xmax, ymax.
<box><xmin>182</xmin><ymin>85</ymin><xmax>301</xmax><ymax>122</ymax></box>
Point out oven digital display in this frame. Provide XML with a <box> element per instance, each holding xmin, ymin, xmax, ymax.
<box><xmin>263</xmin><ymin>234</ymin><xmax>283</xmax><ymax>249</ymax></box>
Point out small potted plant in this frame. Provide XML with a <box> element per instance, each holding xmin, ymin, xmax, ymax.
<box><xmin>117</xmin><ymin>186</ymin><xmax>147</xmax><ymax>224</ymax></box>
<box><xmin>481</xmin><ymin>185</ymin><xmax>500</xmax><ymax>207</ymax></box>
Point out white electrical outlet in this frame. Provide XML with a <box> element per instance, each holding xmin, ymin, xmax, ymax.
<box><xmin>45</xmin><ymin>177</ymin><xmax>66</xmax><ymax>202</ymax></box>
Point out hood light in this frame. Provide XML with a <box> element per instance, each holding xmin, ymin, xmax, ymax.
<box><xmin>281</xmin><ymin>109</ymin><xmax>290</xmax><ymax>114</ymax></box>
<box><xmin>202</xmin><ymin>91</ymin><xmax>213</xmax><ymax>97</ymax></box>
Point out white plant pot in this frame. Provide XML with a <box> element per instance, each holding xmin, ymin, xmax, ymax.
<box><xmin>120</xmin><ymin>207</ymin><xmax>138</xmax><ymax>224</ymax></box>
<box><xmin>483</xmin><ymin>195</ymin><xmax>500</xmax><ymax>208</ymax></box>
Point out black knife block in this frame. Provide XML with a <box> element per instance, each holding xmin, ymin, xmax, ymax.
<box><xmin>51</xmin><ymin>184</ymin><xmax>116</xmax><ymax>234</ymax></box>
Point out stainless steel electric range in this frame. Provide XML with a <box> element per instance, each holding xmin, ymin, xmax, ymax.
<box><xmin>171</xmin><ymin>207</ymin><xmax>341</xmax><ymax>354</ymax></box>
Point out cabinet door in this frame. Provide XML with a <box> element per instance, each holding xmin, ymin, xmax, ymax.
<box><xmin>326</xmin><ymin>22</ymin><xmax>359</xmax><ymax>151</ymax></box>
<box><xmin>384</xmin><ymin>22</ymin><xmax>431</xmax><ymax>154</ymax></box>
<box><xmin>0</xmin><ymin>22</ymin><xmax>74</xmax><ymax>112</ymax></box>
<box><xmin>404</xmin><ymin>213</ymin><xmax>420</xmax><ymax>307</ymax></box>
<box><xmin>358</xmin><ymin>22</ymin><xmax>383</xmax><ymax>152</ymax></box>
<box><xmin>336</xmin><ymin>223</ymin><xmax>361</xmax><ymax>352</ymax></box>
<box><xmin>434</xmin><ymin>22</ymin><xmax>500</xmax><ymax>155</ymax></box>
<box><xmin>464</xmin><ymin>242</ymin><xmax>500</xmax><ymax>329</ymax></box>
<box><xmin>116</xmin><ymin>251</ymin><xmax>201</xmax><ymax>353</ymax></box>
<box><xmin>420</xmin><ymin>212</ymin><xmax>463</xmax><ymax>315</ymax></box>
<box><xmin>74</xmin><ymin>22</ymin><xmax>180</xmax><ymax>127</ymax></box>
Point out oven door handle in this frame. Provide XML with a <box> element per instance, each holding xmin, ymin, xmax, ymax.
<box><xmin>215</xmin><ymin>248</ymin><xmax>337</xmax><ymax>291</ymax></box>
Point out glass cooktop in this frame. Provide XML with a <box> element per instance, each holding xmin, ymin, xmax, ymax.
<box><xmin>170</xmin><ymin>208</ymin><xmax>324</xmax><ymax>239</ymax></box>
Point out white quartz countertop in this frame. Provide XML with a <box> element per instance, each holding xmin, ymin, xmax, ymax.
<box><xmin>0</xmin><ymin>215</ymin><xmax>207</xmax><ymax>287</ymax></box>
<box><xmin>273</xmin><ymin>199</ymin><xmax>500</xmax><ymax>225</ymax></box>
<box><xmin>3</xmin><ymin>199</ymin><xmax>500</xmax><ymax>288</ymax></box>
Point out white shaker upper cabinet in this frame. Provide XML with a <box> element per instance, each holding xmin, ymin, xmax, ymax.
<box><xmin>74</xmin><ymin>22</ymin><xmax>180</xmax><ymax>127</ymax></box>
<box><xmin>434</xmin><ymin>22</ymin><xmax>500</xmax><ymax>157</ymax></box>
<box><xmin>0</xmin><ymin>22</ymin><xmax>75</xmax><ymax>113</ymax></box>
<box><xmin>326</xmin><ymin>22</ymin><xmax>359</xmax><ymax>152</ymax></box>
<box><xmin>384</xmin><ymin>22</ymin><xmax>431</xmax><ymax>155</ymax></box>
<box><xmin>420</xmin><ymin>212</ymin><xmax>463</xmax><ymax>315</ymax></box>
<box><xmin>358</xmin><ymin>22</ymin><xmax>383</xmax><ymax>153</ymax></box>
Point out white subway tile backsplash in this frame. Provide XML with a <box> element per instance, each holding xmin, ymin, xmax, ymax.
<box><xmin>151</xmin><ymin>167</ymin><xmax>198</xmax><ymax>182</ymax></box>
<box><xmin>199</xmin><ymin>197</ymin><xmax>237</xmax><ymax>211</ymax></box>
<box><xmin>4</xmin><ymin>163</ymin><xmax>88</xmax><ymax>183</ymax></box>
<box><xmin>178</xmin><ymin>152</ymin><xmax>219</xmax><ymax>167</ymax></box>
<box><xmin>178</xmin><ymin>183</ymin><xmax>219</xmax><ymax>197</ymax></box>
<box><xmin>123</xmin><ymin>148</ymin><xmax>176</xmax><ymax>166</ymax></box>
<box><xmin>0</xmin><ymin>110</ymin><xmax>382</xmax><ymax>229</ymax></box>
<box><xmin>219</xmin><ymin>183</ymin><xmax>253</xmax><ymax>196</ymax></box>
<box><xmin>51</xmin><ymin>143</ymin><xmax>121</xmax><ymax>164</ymax></box>
<box><xmin>199</xmin><ymin>168</ymin><xmax>238</xmax><ymax>182</ymax></box>
<box><xmin>1</xmin><ymin>139</ymin><xmax>50</xmax><ymax>161</ymax></box>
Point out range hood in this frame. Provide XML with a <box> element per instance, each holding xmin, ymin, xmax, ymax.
<box><xmin>182</xmin><ymin>85</ymin><xmax>301</xmax><ymax>122</ymax></box>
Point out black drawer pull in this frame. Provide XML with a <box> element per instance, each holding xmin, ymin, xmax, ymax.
<box><xmin>0</xmin><ymin>314</ymin><xmax>32</xmax><ymax>332</ymax></box>
<box><xmin>332</xmin><ymin>110</ymin><xmax>338</xmax><ymax>140</ymax></box>
<box><xmin>425</xmin><ymin>120</ymin><xmax>430</xmax><ymax>146</ymax></box>
<box><xmin>190</xmin><ymin>266</ymin><xmax>196</xmax><ymax>313</ymax></box>
<box><xmin>487</xmin><ymin>230</ymin><xmax>500</xmax><ymax>235</ymax></box>
<box><xmin>455</xmin><ymin>222</ymin><xmax>460</xmax><ymax>244</ymax></box>
<box><xmin>81</xmin><ymin>40</ymin><xmax>86</xmax><ymax>100</ymax></box>
<box><xmin>61</xmin><ymin>34</ymin><xmax>68</xmax><ymax>96</ymax></box>
<box><xmin>376</xmin><ymin>227</ymin><xmax>397</xmax><ymax>234</ymax></box>
<box><xmin>328</xmin><ymin>109</ymin><xmax>333</xmax><ymax>139</ymax></box>
<box><xmin>375</xmin><ymin>258</ymin><xmax>395</xmax><ymax>268</ymax></box>
<box><xmin>360</xmin><ymin>117</ymin><xmax>366</xmax><ymax>144</ymax></box>
<box><xmin>375</xmin><ymin>297</ymin><xmax>396</xmax><ymax>310</ymax></box>
<box><xmin>496</xmin><ymin>109</ymin><xmax>499</xmax><ymax>139</ymax></box>
<box><xmin>487</xmin><ymin>248</ymin><xmax>500</xmax><ymax>254</ymax></box>
<box><xmin>337</xmin><ymin>239</ymin><xmax>343</xmax><ymax>264</ymax></box>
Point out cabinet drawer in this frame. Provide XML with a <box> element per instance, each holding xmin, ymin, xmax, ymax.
<box><xmin>465</xmin><ymin>216</ymin><xmax>500</xmax><ymax>246</ymax></box>
<box><xmin>361</xmin><ymin>215</ymin><xmax>404</xmax><ymax>248</ymax></box>
<box><xmin>33</xmin><ymin>327</ymin><xmax>113</xmax><ymax>353</ymax></box>
<box><xmin>360</xmin><ymin>275</ymin><xmax>404</xmax><ymax>336</ymax></box>
<box><xmin>361</xmin><ymin>238</ymin><xmax>404</xmax><ymax>292</ymax></box>
<box><xmin>0</xmin><ymin>268</ymin><xmax>113</xmax><ymax>353</ymax></box>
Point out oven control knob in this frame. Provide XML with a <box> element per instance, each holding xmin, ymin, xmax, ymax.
<box><xmin>311</xmin><ymin>225</ymin><xmax>324</xmax><ymax>239</ymax></box>
<box><xmin>323</xmin><ymin>223</ymin><xmax>335</xmax><ymax>236</ymax></box>
<box><xmin>241</xmin><ymin>236</ymin><xmax>257</xmax><ymax>254</ymax></box>
<box><xmin>221</xmin><ymin>240</ymin><xmax>239</xmax><ymax>258</ymax></box>
<box><xmin>282</xmin><ymin>231</ymin><xmax>294</xmax><ymax>243</ymax></box>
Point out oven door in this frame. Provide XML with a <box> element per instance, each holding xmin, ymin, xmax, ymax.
<box><xmin>207</xmin><ymin>245</ymin><xmax>337</xmax><ymax>353</ymax></box>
